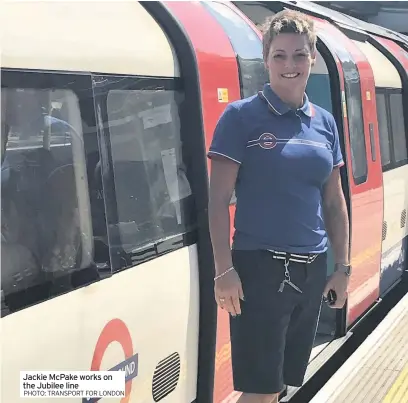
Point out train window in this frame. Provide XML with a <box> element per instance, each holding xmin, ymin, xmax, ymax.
<box><xmin>315</xmin><ymin>29</ymin><xmax>368</xmax><ymax>184</ymax></box>
<box><xmin>1</xmin><ymin>85</ymin><xmax>93</xmax><ymax>310</ymax></box>
<box><xmin>201</xmin><ymin>1</ymin><xmax>268</xmax><ymax>98</ymax></box>
<box><xmin>375</xmin><ymin>93</ymin><xmax>392</xmax><ymax>168</ymax></box>
<box><xmin>389</xmin><ymin>93</ymin><xmax>408</xmax><ymax>164</ymax></box>
<box><xmin>104</xmin><ymin>83</ymin><xmax>195</xmax><ymax>270</ymax></box>
<box><xmin>343</xmin><ymin>69</ymin><xmax>368</xmax><ymax>184</ymax></box>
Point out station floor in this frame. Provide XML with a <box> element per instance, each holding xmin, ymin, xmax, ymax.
<box><xmin>309</xmin><ymin>289</ymin><xmax>408</xmax><ymax>403</ymax></box>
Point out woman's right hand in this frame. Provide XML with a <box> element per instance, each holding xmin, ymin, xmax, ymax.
<box><xmin>214</xmin><ymin>268</ymin><xmax>245</xmax><ymax>316</ymax></box>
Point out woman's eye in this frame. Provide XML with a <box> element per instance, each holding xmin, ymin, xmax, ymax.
<box><xmin>273</xmin><ymin>54</ymin><xmax>285</xmax><ymax>59</ymax></box>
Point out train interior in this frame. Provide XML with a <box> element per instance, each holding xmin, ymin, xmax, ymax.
<box><xmin>1</xmin><ymin>87</ymin><xmax>96</xmax><ymax>312</ymax></box>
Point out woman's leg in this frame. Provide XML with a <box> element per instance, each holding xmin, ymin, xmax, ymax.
<box><xmin>230</xmin><ymin>250</ymin><xmax>298</xmax><ymax>400</ymax></box>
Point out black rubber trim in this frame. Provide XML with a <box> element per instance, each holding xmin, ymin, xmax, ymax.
<box><xmin>140</xmin><ymin>3</ymin><xmax>217</xmax><ymax>403</ymax></box>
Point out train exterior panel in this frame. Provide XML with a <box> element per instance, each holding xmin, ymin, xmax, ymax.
<box><xmin>1</xmin><ymin>1</ymin><xmax>407</xmax><ymax>403</ymax></box>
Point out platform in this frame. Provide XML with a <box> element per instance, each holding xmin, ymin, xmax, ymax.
<box><xmin>310</xmin><ymin>290</ymin><xmax>408</xmax><ymax>403</ymax></box>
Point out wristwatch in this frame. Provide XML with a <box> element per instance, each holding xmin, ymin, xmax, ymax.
<box><xmin>335</xmin><ymin>263</ymin><xmax>352</xmax><ymax>277</ymax></box>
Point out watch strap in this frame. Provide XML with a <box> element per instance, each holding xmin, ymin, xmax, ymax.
<box><xmin>335</xmin><ymin>263</ymin><xmax>352</xmax><ymax>276</ymax></box>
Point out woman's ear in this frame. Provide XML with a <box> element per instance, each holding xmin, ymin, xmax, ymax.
<box><xmin>310</xmin><ymin>50</ymin><xmax>317</xmax><ymax>67</ymax></box>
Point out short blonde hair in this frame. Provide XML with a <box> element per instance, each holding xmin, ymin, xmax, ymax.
<box><xmin>260</xmin><ymin>10</ymin><xmax>317</xmax><ymax>61</ymax></box>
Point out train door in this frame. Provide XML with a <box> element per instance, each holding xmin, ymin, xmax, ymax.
<box><xmin>308</xmin><ymin>21</ymin><xmax>383</xmax><ymax>329</ymax></box>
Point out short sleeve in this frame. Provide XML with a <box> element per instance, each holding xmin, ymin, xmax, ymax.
<box><xmin>330</xmin><ymin>115</ymin><xmax>344</xmax><ymax>168</ymax></box>
<box><xmin>207</xmin><ymin>103</ymin><xmax>246</xmax><ymax>164</ymax></box>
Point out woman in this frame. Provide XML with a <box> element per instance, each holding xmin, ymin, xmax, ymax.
<box><xmin>208</xmin><ymin>9</ymin><xmax>350</xmax><ymax>403</ymax></box>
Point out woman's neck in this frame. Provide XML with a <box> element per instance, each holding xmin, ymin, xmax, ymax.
<box><xmin>270</xmin><ymin>84</ymin><xmax>305</xmax><ymax>109</ymax></box>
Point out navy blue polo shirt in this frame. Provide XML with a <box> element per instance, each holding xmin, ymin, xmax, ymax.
<box><xmin>208</xmin><ymin>83</ymin><xmax>344</xmax><ymax>254</ymax></box>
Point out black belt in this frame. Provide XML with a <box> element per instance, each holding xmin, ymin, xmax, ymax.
<box><xmin>268</xmin><ymin>250</ymin><xmax>318</xmax><ymax>264</ymax></box>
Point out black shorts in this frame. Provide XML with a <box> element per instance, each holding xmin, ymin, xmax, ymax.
<box><xmin>230</xmin><ymin>249</ymin><xmax>328</xmax><ymax>394</ymax></box>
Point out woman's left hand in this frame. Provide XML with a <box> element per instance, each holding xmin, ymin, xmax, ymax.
<box><xmin>323</xmin><ymin>269</ymin><xmax>349</xmax><ymax>309</ymax></box>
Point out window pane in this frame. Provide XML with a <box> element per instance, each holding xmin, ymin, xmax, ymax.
<box><xmin>343</xmin><ymin>63</ymin><xmax>368</xmax><ymax>183</ymax></box>
<box><xmin>1</xmin><ymin>87</ymin><xmax>92</xmax><ymax>298</ymax></box>
<box><xmin>389</xmin><ymin>93</ymin><xmax>407</xmax><ymax>163</ymax></box>
<box><xmin>375</xmin><ymin>93</ymin><xmax>392</xmax><ymax>167</ymax></box>
<box><xmin>106</xmin><ymin>88</ymin><xmax>195</xmax><ymax>255</ymax></box>
<box><xmin>202</xmin><ymin>1</ymin><xmax>268</xmax><ymax>98</ymax></box>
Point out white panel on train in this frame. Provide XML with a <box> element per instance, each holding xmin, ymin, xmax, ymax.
<box><xmin>1</xmin><ymin>2</ymin><xmax>180</xmax><ymax>77</ymax></box>
<box><xmin>353</xmin><ymin>40</ymin><xmax>402</xmax><ymax>89</ymax></box>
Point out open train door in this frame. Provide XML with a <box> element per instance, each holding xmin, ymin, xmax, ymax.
<box><xmin>310</xmin><ymin>20</ymin><xmax>384</xmax><ymax>329</ymax></box>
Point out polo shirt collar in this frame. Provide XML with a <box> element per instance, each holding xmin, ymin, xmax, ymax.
<box><xmin>258</xmin><ymin>83</ymin><xmax>312</xmax><ymax>117</ymax></box>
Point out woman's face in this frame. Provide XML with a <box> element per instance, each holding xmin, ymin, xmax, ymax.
<box><xmin>265</xmin><ymin>33</ymin><xmax>315</xmax><ymax>96</ymax></box>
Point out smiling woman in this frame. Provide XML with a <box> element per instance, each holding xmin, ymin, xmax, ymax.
<box><xmin>260</xmin><ymin>10</ymin><xmax>318</xmax><ymax>109</ymax></box>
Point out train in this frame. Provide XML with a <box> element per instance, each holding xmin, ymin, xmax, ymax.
<box><xmin>1</xmin><ymin>1</ymin><xmax>407</xmax><ymax>403</ymax></box>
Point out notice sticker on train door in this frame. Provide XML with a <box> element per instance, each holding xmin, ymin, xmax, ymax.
<box><xmin>217</xmin><ymin>88</ymin><xmax>229</xmax><ymax>103</ymax></box>
<box><xmin>138</xmin><ymin>104</ymin><xmax>172</xmax><ymax>129</ymax></box>
<box><xmin>366</xmin><ymin>91</ymin><xmax>371</xmax><ymax>101</ymax></box>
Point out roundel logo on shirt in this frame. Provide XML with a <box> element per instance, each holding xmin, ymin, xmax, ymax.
<box><xmin>259</xmin><ymin>133</ymin><xmax>278</xmax><ymax>149</ymax></box>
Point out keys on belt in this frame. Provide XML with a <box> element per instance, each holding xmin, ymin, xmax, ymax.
<box><xmin>268</xmin><ymin>250</ymin><xmax>319</xmax><ymax>294</ymax></box>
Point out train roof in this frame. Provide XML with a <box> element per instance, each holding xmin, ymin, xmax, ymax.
<box><xmin>248</xmin><ymin>1</ymin><xmax>408</xmax><ymax>47</ymax></box>
<box><xmin>352</xmin><ymin>38</ymin><xmax>402</xmax><ymax>88</ymax></box>
<box><xmin>1</xmin><ymin>1</ymin><xmax>180</xmax><ymax>77</ymax></box>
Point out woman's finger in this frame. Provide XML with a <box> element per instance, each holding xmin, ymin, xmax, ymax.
<box><xmin>217</xmin><ymin>296</ymin><xmax>226</xmax><ymax>309</ymax></box>
<box><xmin>238</xmin><ymin>284</ymin><xmax>245</xmax><ymax>301</ymax></box>
<box><xmin>231</xmin><ymin>292</ymin><xmax>241</xmax><ymax>315</ymax></box>
<box><xmin>224</xmin><ymin>296</ymin><xmax>237</xmax><ymax>317</ymax></box>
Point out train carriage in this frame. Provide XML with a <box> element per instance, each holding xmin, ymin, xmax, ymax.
<box><xmin>1</xmin><ymin>1</ymin><xmax>407</xmax><ymax>403</ymax></box>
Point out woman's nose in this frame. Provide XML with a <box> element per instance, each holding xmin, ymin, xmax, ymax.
<box><xmin>285</xmin><ymin>58</ymin><xmax>296</xmax><ymax>69</ymax></box>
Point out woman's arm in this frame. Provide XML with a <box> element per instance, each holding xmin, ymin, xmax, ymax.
<box><xmin>322</xmin><ymin>167</ymin><xmax>350</xmax><ymax>308</ymax></box>
<box><xmin>208</xmin><ymin>155</ymin><xmax>244</xmax><ymax>316</ymax></box>
<box><xmin>208</xmin><ymin>155</ymin><xmax>239</xmax><ymax>275</ymax></box>
<box><xmin>322</xmin><ymin>167</ymin><xmax>349</xmax><ymax>265</ymax></box>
